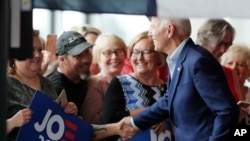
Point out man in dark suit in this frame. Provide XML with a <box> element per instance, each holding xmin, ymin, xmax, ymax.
<box><xmin>117</xmin><ymin>17</ymin><xmax>239</xmax><ymax>141</ymax></box>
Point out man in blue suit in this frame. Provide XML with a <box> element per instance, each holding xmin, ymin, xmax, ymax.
<box><xmin>118</xmin><ymin>17</ymin><xmax>239</xmax><ymax>141</ymax></box>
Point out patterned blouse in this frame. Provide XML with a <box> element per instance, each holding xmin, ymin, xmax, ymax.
<box><xmin>104</xmin><ymin>74</ymin><xmax>172</xmax><ymax>141</ymax></box>
<box><xmin>119</xmin><ymin>75</ymin><xmax>166</xmax><ymax>110</ymax></box>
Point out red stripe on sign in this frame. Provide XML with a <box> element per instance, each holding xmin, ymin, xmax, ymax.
<box><xmin>65</xmin><ymin>120</ymin><xmax>77</xmax><ymax>131</ymax></box>
<box><xmin>64</xmin><ymin>131</ymin><xmax>75</xmax><ymax>140</ymax></box>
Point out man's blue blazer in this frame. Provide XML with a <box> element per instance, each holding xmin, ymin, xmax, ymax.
<box><xmin>133</xmin><ymin>38</ymin><xmax>239</xmax><ymax>141</ymax></box>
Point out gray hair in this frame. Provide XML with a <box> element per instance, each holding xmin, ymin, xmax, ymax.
<box><xmin>196</xmin><ymin>19</ymin><xmax>235</xmax><ymax>48</ymax></box>
<box><xmin>160</xmin><ymin>18</ymin><xmax>192</xmax><ymax>38</ymax></box>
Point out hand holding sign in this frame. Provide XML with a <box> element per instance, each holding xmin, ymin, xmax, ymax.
<box><xmin>16</xmin><ymin>91</ymin><xmax>92</xmax><ymax>141</ymax></box>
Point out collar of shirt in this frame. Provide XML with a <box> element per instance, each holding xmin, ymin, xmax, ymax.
<box><xmin>167</xmin><ymin>38</ymin><xmax>189</xmax><ymax>78</ymax></box>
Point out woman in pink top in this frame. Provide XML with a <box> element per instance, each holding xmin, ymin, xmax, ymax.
<box><xmin>80</xmin><ymin>33</ymin><xmax>127</xmax><ymax>125</ymax></box>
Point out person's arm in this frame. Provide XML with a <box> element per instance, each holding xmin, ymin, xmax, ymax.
<box><xmin>129</xmin><ymin>108</ymin><xmax>145</xmax><ymax>116</ymax></box>
<box><xmin>132</xmin><ymin>96</ymin><xmax>170</xmax><ymax>130</ymax></box>
<box><xmin>103</xmin><ymin>77</ymin><xmax>130</xmax><ymax>123</ymax></box>
<box><xmin>6</xmin><ymin>108</ymin><xmax>32</xmax><ymax>134</ymax></box>
<box><xmin>91</xmin><ymin>122</ymin><xmax>137</xmax><ymax>140</ymax></box>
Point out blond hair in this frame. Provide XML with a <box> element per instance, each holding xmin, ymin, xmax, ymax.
<box><xmin>128</xmin><ymin>31</ymin><xmax>166</xmax><ymax>67</ymax></box>
<box><xmin>92</xmin><ymin>33</ymin><xmax>127</xmax><ymax>63</ymax></box>
<box><xmin>220</xmin><ymin>44</ymin><xmax>250</xmax><ymax>69</ymax></box>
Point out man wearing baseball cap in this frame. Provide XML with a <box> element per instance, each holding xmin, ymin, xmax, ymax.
<box><xmin>47</xmin><ymin>31</ymin><xmax>93</xmax><ymax>115</ymax></box>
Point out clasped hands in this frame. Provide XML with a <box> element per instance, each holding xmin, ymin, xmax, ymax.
<box><xmin>116</xmin><ymin>116</ymin><xmax>138</xmax><ymax>140</ymax></box>
<box><xmin>116</xmin><ymin>116</ymin><xmax>166</xmax><ymax>140</ymax></box>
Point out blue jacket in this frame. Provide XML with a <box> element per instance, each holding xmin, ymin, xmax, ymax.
<box><xmin>133</xmin><ymin>38</ymin><xmax>239</xmax><ymax>141</ymax></box>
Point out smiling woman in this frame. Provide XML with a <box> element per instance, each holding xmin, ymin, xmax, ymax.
<box><xmin>103</xmin><ymin>31</ymin><xmax>171</xmax><ymax>141</ymax></box>
<box><xmin>6</xmin><ymin>30</ymin><xmax>78</xmax><ymax>141</ymax></box>
<box><xmin>80</xmin><ymin>33</ymin><xmax>127</xmax><ymax>126</ymax></box>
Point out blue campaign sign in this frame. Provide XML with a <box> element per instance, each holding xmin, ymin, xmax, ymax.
<box><xmin>16</xmin><ymin>90</ymin><xmax>93</xmax><ymax>141</ymax></box>
<box><xmin>126</xmin><ymin>129</ymin><xmax>171</xmax><ymax>141</ymax></box>
<box><xmin>124</xmin><ymin>121</ymin><xmax>172</xmax><ymax>141</ymax></box>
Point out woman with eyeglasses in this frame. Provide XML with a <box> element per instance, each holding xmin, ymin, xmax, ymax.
<box><xmin>80</xmin><ymin>33</ymin><xmax>127</xmax><ymax>128</ymax></box>
<box><xmin>103</xmin><ymin>31</ymin><xmax>172</xmax><ymax>141</ymax></box>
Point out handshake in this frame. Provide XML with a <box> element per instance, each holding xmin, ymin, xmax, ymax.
<box><xmin>92</xmin><ymin>116</ymin><xmax>168</xmax><ymax>140</ymax></box>
<box><xmin>92</xmin><ymin>116</ymin><xmax>137</xmax><ymax>140</ymax></box>
<box><xmin>116</xmin><ymin>116</ymin><xmax>138</xmax><ymax>140</ymax></box>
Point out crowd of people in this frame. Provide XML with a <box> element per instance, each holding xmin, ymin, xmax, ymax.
<box><xmin>5</xmin><ymin>18</ymin><xmax>250</xmax><ymax>141</ymax></box>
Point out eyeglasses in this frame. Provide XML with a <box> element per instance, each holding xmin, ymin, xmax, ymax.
<box><xmin>102</xmin><ymin>49</ymin><xmax>125</xmax><ymax>58</ymax></box>
<box><xmin>132</xmin><ymin>50</ymin><xmax>156</xmax><ymax>58</ymax></box>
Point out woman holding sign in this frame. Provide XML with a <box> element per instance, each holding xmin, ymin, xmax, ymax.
<box><xmin>6</xmin><ymin>30</ymin><xmax>78</xmax><ymax>141</ymax></box>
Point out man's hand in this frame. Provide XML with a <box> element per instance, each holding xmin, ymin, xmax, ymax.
<box><xmin>117</xmin><ymin>116</ymin><xmax>138</xmax><ymax>140</ymax></box>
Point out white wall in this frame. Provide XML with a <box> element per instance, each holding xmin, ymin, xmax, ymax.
<box><xmin>88</xmin><ymin>14</ymin><xmax>150</xmax><ymax>45</ymax></box>
<box><xmin>33</xmin><ymin>9</ymin><xmax>250</xmax><ymax>46</ymax></box>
